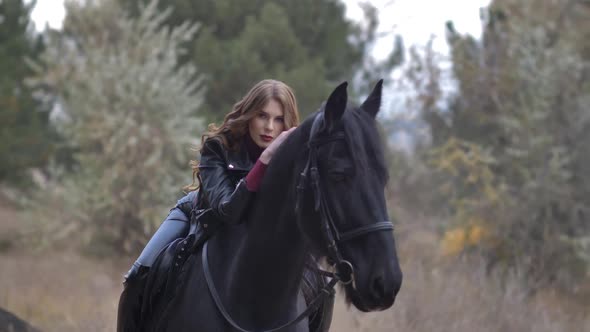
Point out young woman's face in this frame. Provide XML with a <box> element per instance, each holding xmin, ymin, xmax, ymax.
<box><xmin>248</xmin><ymin>99</ymin><xmax>285</xmax><ymax>149</ymax></box>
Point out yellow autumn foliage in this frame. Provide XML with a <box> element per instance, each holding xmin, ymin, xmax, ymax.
<box><xmin>441</xmin><ymin>224</ymin><xmax>490</xmax><ymax>257</ymax></box>
<box><xmin>429</xmin><ymin>137</ymin><xmax>500</xmax><ymax>205</ymax></box>
<box><xmin>429</xmin><ymin>137</ymin><xmax>501</xmax><ymax>257</ymax></box>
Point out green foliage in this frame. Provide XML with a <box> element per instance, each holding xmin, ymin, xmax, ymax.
<box><xmin>0</xmin><ymin>0</ymin><xmax>53</xmax><ymax>185</ymax></box>
<box><xmin>411</xmin><ymin>0</ymin><xmax>590</xmax><ymax>289</ymax></box>
<box><xmin>29</xmin><ymin>0</ymin><xmax>204</xmax><ymax>253</ymax></box>
<box><xmin>122</xmin><ymin>0</ymin><xmax>402</xmax><ymax>122</ymax></box>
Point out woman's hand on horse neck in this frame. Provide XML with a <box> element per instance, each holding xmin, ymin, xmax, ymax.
<box><xmin>259</xmin><ymin>127</ymin><xmax>297</xmax><ymax>165</ymax></box>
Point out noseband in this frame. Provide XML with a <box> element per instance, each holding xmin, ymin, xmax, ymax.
<box><xmin>296</xmin><ymin>111</ymin><xmax>394</xmax><ymax>284</ymax></box>
<box><xmin>201</xmin><ymin>112</ymin><xmax>394</xmax><ymax>332</ymax></box>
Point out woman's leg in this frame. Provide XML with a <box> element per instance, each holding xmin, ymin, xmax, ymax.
<box><xmin>136</xmin><ymin>215</ymin><xmax>189</xmax><ymax>267</ymax></box>
<box><xmin>124</xmin><ymin>191</ymin><xmax>197</xmax><ymax>280</ymax></box>
<box><xmin>118</xmin><ymin>192</ymin><xmax>197</xmax><ymax>331</ymax></box>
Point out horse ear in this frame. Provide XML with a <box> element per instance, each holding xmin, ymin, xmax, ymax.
<box><xmin>361</xmin><ymin>79</ymin><xmax>383</xmax><ymax>118</ymax></box>
<box><xmin>323</xmin><ymin>81</ymin><xmax>348</xmax><ymax>131</ymax></box>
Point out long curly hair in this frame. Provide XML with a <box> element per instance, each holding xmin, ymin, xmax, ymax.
<box><xmin>184</xmin><ymin>79</ymin><xmax>300</xmax><ymax>192</ymax></box>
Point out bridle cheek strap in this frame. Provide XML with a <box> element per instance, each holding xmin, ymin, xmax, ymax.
<box><xmin>297</xmin><ymin>112</ymin><xmax>395</xmax><ymax>284</ymax></box>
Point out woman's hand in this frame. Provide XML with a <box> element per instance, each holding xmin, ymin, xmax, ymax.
<box><xmin>259</xmin><ymin>127</ymin><xmax>297</xmax><ymax>164</ymax></box>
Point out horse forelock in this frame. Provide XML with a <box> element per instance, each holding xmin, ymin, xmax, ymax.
<box><xmin>343</xmin><ymin>108</ymin><xmax>388</xmax><ymax>183</ymax></box>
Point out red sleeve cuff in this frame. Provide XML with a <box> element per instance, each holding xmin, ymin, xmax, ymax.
<box><xmin>245</xmin><ymin>159</ymin><xmax>268</xmax><ymax>192</ymax></box>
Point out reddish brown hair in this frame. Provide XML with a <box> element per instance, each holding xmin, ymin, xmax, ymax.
<box><xmin>185</xmin><ymin>79</ymin><xmax>299</xmax><ymax>191</ymax></box>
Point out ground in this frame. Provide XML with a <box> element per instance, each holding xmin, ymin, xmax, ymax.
<box><xmin>0</xmin><ymin>195</ymin><xmax>588</xmax><ymax>332</ymax></box>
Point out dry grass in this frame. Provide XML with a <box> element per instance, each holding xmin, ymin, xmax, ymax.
<box><xmin>330</xmin><ymin>220</ymin><xmax>590</xmax><ymax>332</ymax></box>
<box><xmin>0</xmin><ymin>199</ymin><xmax>588</xmax><ymax>331</ymax></box>
<box><xmin>331</xmin><ymin>260</ymin><xmax>589</xmax><ymax>332</ymax></box>
<box><xmin>0</xmin><ymin>250</ymin><xmax>127</xmax><ymax>332</ymax></box>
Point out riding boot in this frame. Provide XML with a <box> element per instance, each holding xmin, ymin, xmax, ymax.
<box><xmin>123</xmin><ymin>261</ymin><xmax>145</xmax><ymax>283</ymax></box>
<box><xmin>117</xmin><ymin>263</ymin><xmax>150</xmax><ymax>332</ymax></box>
<box><xmin>117</xmin><ymin>191</ymin><xmax>196</xmax><ymax>332</ymax></box>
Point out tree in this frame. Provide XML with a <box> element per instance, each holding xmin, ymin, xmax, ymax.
<box><xmin>30</xmin><ymin>0</ymin><xmax>204</xmax><ymax>253</ymax></box>
<box><xmin>122</xmin><ymin>0</ymin><xmax>403</xmax><ymax>122</ymax></box>
<box><xmin>0</xmin><ymin>0</ymin><xmax>53</xmax><ymax>185</ymax></box>
<box><xmin>422</xmin><ymin>0</ymin><xmax>590</xmax><ymax>290</ymax></box>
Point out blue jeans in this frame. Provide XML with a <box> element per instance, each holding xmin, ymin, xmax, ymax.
<box><xmin>133</xmin><ymin>192</ymin><xmax>196</xmax><ymax>268</ymax></box>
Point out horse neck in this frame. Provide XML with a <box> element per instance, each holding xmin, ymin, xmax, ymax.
<box><xmin>229</xmin><ymin>138</ymin><xmax>308</xmax><ymax>320</ymax></box>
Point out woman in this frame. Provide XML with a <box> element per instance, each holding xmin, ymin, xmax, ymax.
<box><xmin>118</xmin><ymin>79</ymin><xmax>331</xmax><ymax>331</ymax></box>
<box><xmin>123</xmin><ymin>79</ymin><xmax>298</xmax><ymax>280</ymax></box>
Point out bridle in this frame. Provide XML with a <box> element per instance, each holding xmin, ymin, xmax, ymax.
<box><xmin>202</xmin><ymin>111</ymin><xmax>394</xmax><ymax>332</ymax></box>
<box><xmin>295</xmin><ymin>111</ymin><xmax>394</xmax><ymax>285</ymax></box>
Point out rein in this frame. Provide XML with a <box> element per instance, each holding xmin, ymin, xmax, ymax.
<box><xmin>202</xmin><ymin>112</ymin><xmax>394</xmax><ymax>331</ymax></box>
<box><xmin>202</xmin><ymin>242</ymin><xmax>339</xmax><ymax>332</ymax></box>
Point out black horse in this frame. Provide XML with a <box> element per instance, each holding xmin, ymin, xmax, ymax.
<box><xmin>123</xmin><ymin>80</ymin><xmax>403</xmax><ymax>331</ymax></box>
<box><xmin>0</xmin><ymin>307</ymin><xmax>40</xmax><ymax>332</ymax></box>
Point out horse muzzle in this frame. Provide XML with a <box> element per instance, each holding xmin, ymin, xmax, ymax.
<box><xmin>345</xmin><ymin>262</ymin><xmax>402</xmax><ymax>312</ymax></box>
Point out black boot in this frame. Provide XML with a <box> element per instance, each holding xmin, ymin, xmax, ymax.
<box><xmin>117</xmin><ymin>262</ymin><xmax>150</xmax><ymax>332</ymax></box>
<box><xmin>123</xmin><ymin>262</ymin><xmax>149</xmax><ymax>284</ymax></box>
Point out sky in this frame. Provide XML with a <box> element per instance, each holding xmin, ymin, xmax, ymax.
<box><xmin>29</xmin><ymin>0</ymin><xmax>66</xmax><ymax>31</ymax></box>
<box><xmin>342</xmin><ymin>0</ymin><xmax>492</xmax><ymax>151</ymax></box>
<box><xmin>31</xmin><ymin>0</ymin><xmax>490</xmax><ymax>50</ymax></box>
<box><xmin>343</xmin><ymin>0</ymin><xmax>491</xmax><ymax>57</ymax></box>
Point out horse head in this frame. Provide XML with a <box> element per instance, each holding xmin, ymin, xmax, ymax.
<box><xmin>296</xmin><ymin>80</ymin><xmax>402</xmax><ymax>312</ymax></box>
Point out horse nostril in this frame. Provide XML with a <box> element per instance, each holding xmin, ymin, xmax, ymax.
<box><xmin>371</xmin><ymin>275</ymin><xmax>387</xmax><ymax>300</ymax></box>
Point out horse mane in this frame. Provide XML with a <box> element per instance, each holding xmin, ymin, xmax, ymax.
<box><xmin>261</xmin><ymin>113</ymin><xmax>316</xmax><ymax>188</ymax></box>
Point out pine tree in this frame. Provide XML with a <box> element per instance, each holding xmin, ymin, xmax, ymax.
<box><xmin>122</xmin><ymin>0</ymin><xmax>403</xmax><ymax>121</ymax></box>
<box><xmin>0</xmin><ymin>0</ymin><xmax>53</xmax><ymax>185</ymax></box>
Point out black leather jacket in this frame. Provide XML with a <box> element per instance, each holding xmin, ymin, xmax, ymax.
<box><xmin>178</xmin><ymin>137</ymin><xmax>256</xmax><ymax>225</ymax></box>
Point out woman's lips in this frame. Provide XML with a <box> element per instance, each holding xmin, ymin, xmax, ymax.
<box><xmin>260</xmin><ymin>135</ymin><xmax>273</xmax><ymax>142</ymax></box>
